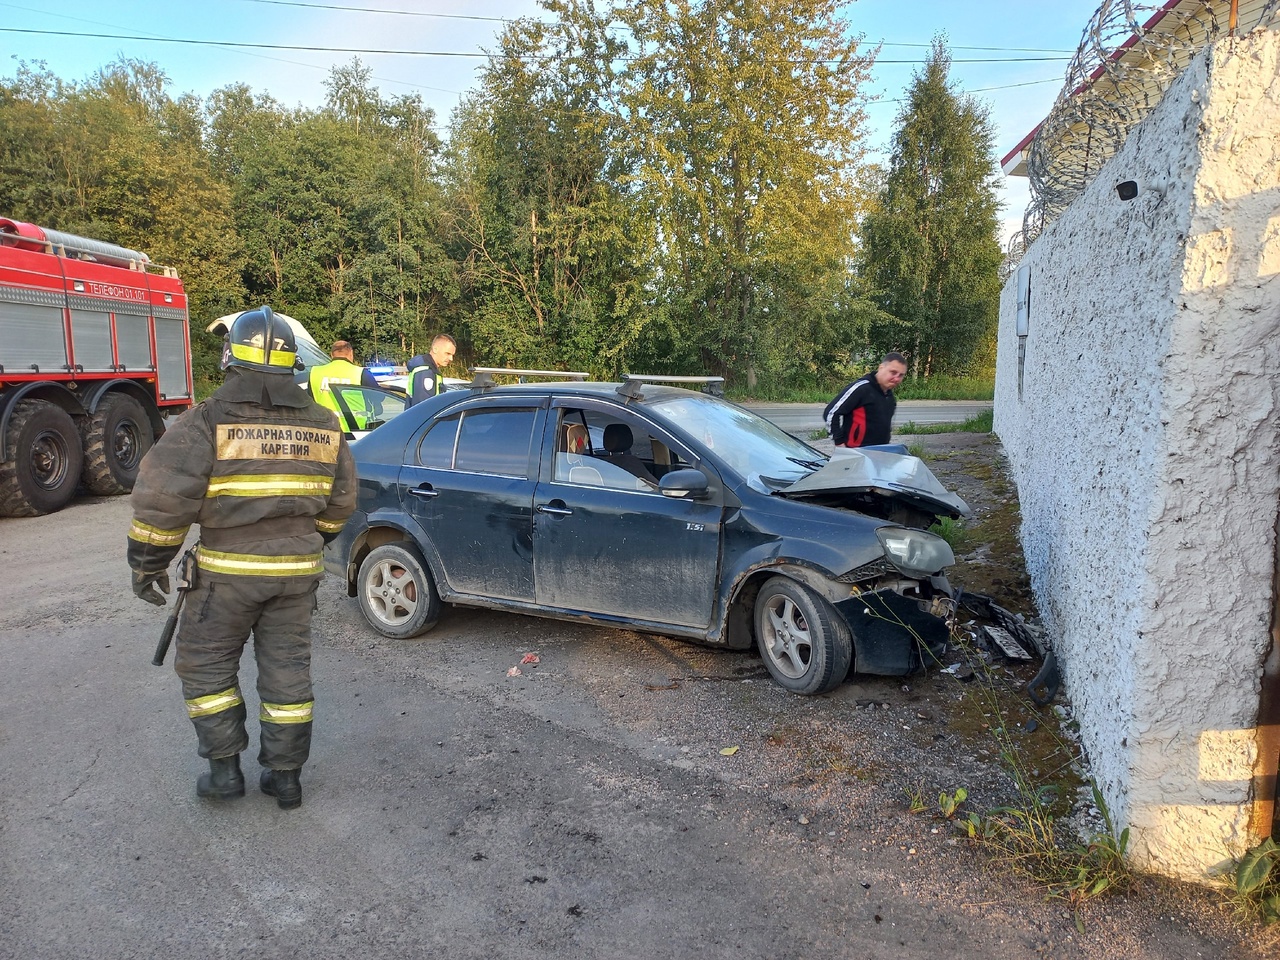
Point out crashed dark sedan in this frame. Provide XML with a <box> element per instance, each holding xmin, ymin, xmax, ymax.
<box><xmin>324</xmin><ymin>372</ymin><xmax>970</xmax><ymax>695</ymax></box>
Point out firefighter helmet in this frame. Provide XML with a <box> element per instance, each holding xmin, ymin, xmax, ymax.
<box><xmin>221</xmin><ymin>305</ymin><xmax>298</xmax><ymax>373</ymax></box>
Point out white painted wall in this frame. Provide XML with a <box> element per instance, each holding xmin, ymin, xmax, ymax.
<box><xmin>994</xmin><ymin>27</ymin><xmax>1280</xmax><ymax>879</ymax></box>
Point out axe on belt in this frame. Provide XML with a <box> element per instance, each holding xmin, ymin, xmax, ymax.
<box><xmin>151</xmin><ymin>546</ymin><xmax>198</xmax><ymax>667</ymax></box>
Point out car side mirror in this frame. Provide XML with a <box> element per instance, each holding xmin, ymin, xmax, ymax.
<box><xmin>659</xmin><ymin>468</ymin><xmax>709</xmax><ymax>499</ymax></box>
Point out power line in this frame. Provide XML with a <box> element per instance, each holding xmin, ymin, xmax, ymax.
<box><xmin>240</xmin><ymin>0</ymin><xmax>510</xmax><ymax>22</ymax></box>
<box><xmin>0</xmin><ymin>27</ymin><xmax>1070</xmax><ymax>64</ymax></box>
<box><xmin>883</xmin><ymin>76</ymin><xmax>1065</xmax><ymax>103</ymax></box>
<box><xmin>0</xmin><ymin>27</ymin><xmax>490</xmax><ymax>58</ymax></box>
<box><xmin>239</xmin><ymin>1</ymin><xmax>1079</xmax><ymax>55</ymax></box>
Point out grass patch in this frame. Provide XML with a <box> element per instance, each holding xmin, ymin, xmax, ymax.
<box><xmin>897</xmin><ymin>408</ymin><xmax>993</xmax><ymax>435</ymax></box>
<box><xmin>895</xmin><ymin>376</ymin><xmax>994</xmax><ymax>401</ymax></box>
<box><xmin>929</xmin><ymin>516</ymin><xmax>968</xmax><ymax>551</ymax></box>
<box><xmin>938</xmin><ymin>632</ymin><xmax>1132</xmax><ymax>925</ymax></box>
<box><xmin>728</xmin><ymin>375</ymin><xmax>993</xmax><ymax>404</ymax></box>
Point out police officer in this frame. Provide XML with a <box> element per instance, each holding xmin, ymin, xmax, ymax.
<box><xmin>309</xmin><ymin>340</ymin><xmax>379</xmax><ymax>418</ymax></box>
<box><xmin>127</xmin><ymin>306</ymin><xmax>356</xmax><ymax>809</ymax></box>
<box><xmin>406</xmin><ymin>333</ymin><xmax>456</xmax><ymax>407</ymax></box>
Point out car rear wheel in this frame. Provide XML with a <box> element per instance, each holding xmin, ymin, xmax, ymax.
<box><xmin>357</xmin><ymin>542</ymin><xmax>442</xmax><ymax>639</ymax></box>
<box><xmin>754</xmin><ymin>576</ymin><xmax>852</xmax><ymax>695</ymax></box>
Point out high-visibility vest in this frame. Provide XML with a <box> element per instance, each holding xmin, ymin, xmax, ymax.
<box><xmin>309</xmin><ymin>358</ymin><xmax>368</xmax><ymax>425</ymax></box>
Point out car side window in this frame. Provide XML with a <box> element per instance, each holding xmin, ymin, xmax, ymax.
<box><xmin>418</xmin><ymin>415</ymin><xmax>459</xmax><ymax>468</ymax></box>
<box><xmin>453</xmin><ymin>407</ymin><xmax>538</xmax><ymax>477</ymax></box>
<box><xmin>552</xmin><ymin>408</ymin><xmax>673</xmax><ymax>492</ymax></box>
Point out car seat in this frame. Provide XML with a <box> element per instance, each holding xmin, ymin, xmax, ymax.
<box><xmin>600</xmin><ymin>423</ymin><xmax>658</xmax><ymax>486</ymax></box>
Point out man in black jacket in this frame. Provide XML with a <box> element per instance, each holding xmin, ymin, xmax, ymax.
<box><xmin>406</xmin><ymin>334</ymin><xmax>457</xmax><ymax>406</ymax></box>
<box><xmin>823</xmin><ymin>352</ymin><xmax>907</xmax><ymax>448</ymax></box>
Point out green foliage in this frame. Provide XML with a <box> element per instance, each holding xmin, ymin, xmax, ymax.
<box><xmin>613</xmin><ymin>0</ymin><xmax>880</xmax><ymax>386</ymax></box>
<box><xmin>928</xmin><ymin>516</ymin><xmax>967</xmax><ymax>551</ymax></box>
<box><xmin>858</xmin><ymin>39</ymin><xmax>1003</xmax><ymax>379</ymax></box>
<box><xmin>0</xmin><ymin>58</ymin><xmax>246</xmax><ymax>340</ymax></box>
<box><xmin>443</xmin><ymin>11</ymin><xmax>649</xmax><ymax>378</ymax></box>
<box><xmin>905</xmin><ymin>782</ymin><xmax>928</xmax><ymax>814</ymax></box>
<box><xmin>938</xmin><ymin>787</ymin><xmax>968</xmax><ymax>819</ymax></box>
<box><xmin>728</xmin><ymin>372</ymin><xmax>993</xmax><ymax>403</ymax></box>
<box><xmin>0</xmin><ymin>11</ymin><xmax>1007</xmax><ymax>391</ymax></box>
<box><xmin>965</xmin><ymin>782</ymin><xmax>1132</xmax><ymax>918</ymax></box>
<box><xmin>1231</xmin><ymin>837</ymin><xmax>1280</xmax><ymax>924</ymax></box>
<box><xmin>945</xmin><ymin>629</ymin><xmax>1133</xmax><ymax>918</ymax></box>
<box><xmin>897</xmin><ymin>408</ymin><xmax>993</xmax><ymax>435</ymax></box>
<box><xmin>894</xmin><ymin>375</ymin><xmax>994</xmax><ymax>401</ymax></box>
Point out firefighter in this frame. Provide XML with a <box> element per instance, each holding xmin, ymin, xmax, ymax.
<box><xmin>406</xmin><ymin>333</ymin><xmax>457</xmax><ymax>406</ymax></box>
<box><xmin>127</xmin><ymin>306</ymin><xmax>356</xmax><ymax>809</ymax></box>
<box><xmin>308</xmin><ymin>341</ymin><xmax>379</xmax><ymax>427</ymax></box>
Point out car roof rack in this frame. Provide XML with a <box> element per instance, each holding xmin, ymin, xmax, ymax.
<box><xmin>469</xmin><ymin>367</ymin><xmax>591</xmax><ymax>390</ymax></box>
<box><xmin>616</xmin><ymin>374</ymin><xmax>725</xmax><ymax>400</ymax></box>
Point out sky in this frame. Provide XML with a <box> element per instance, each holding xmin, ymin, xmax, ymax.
<box><xmin>1</xmin><ymin>0</ymin><xmax>1107</xmax><ymax>244</ymax></box>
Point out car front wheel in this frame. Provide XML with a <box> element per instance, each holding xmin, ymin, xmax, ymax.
<box><xmin>357</xmin><ymin>542</ymin><xmax>442</xmax><ymax>639</ymax></box>
<box><xmin>754</xmin><ymin>576</ymin><xmax>852</xmax><ymax>695</ymax></box>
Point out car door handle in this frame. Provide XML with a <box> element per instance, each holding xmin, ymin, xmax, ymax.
<box><xmin>408</xmin><ymin>486</ymin><xmax>439</xmax><ymax>500</ymax></box>
<box><xmin>536</xmin><ymin>503</ymin><xmax>573</xmax><ymax>516</ymax></box>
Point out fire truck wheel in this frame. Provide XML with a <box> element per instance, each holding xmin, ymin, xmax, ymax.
<box><xmin>81</xmin><ymin>393</ymin><xmax>154</xmax><ymax>495</ymax></box>
<box><xmin>0</xmin><ymin>399</ymin><xmax>85</xmax><ymax>517</ymax></box>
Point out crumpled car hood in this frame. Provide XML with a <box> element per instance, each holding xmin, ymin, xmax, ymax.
<box><xmin>778</xmin><ymin>448</ymin><xmax>971</xmax><ymax>519</ymax></box>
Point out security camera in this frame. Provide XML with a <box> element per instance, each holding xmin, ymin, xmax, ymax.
<box><xmin>1115</xmin><ymin>180</ymin><xmax>1139</xmax><ymax>202</ymax></box>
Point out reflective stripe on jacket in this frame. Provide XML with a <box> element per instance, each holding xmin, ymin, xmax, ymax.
<box><xmin>128</xmin><ymin>368</ymin><xmax>357</xmax><ymax>579</ymax></box>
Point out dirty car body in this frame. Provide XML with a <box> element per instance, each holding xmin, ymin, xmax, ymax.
<box><xmin>326</xmin><ymin>380</ymin><xmax>969</xmax><ymax>695</ymax></box>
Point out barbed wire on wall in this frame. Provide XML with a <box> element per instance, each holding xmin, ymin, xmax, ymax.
<box><xmin>1004</xmin><ymin>0</ymin><xmax>1280</xmax><ymax>277</ymax></box>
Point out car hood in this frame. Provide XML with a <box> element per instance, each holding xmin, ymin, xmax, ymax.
<box><xmin>777</xmin><ymin>449</ymin><xmax>971</xmax><ymax>519</ymax></box>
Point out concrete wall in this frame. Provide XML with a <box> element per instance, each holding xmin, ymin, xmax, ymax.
<box><xmin>994</xmin><ymin>27</ymin><xmax>1280</xmax><ymax>879</ymax></box>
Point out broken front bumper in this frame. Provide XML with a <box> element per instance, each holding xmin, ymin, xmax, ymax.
<box><xmin>833</xmin><ymin>579</ymin><xmax>955</xmax><ymax>676</ymax></box>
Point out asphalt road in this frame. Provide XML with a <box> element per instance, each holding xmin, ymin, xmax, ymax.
<box><xmin>741</xmin><ymin>401</ymin><xmax>992</xmax><ymax>437</ymax></box>
<box><xmin>0</xmin><ymin>495</ymin><xmax>1020</xmax><ymax>960</ymax></box>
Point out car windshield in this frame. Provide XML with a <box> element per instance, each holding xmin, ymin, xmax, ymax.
<box><xmin>295</xmin><ymin>338</ymin><xmax>330</xmax><ymax>371</ymax></box>
<box><xmin>647</xmin><ymin>394</ymin><xmax>824</xmax><ymax>484</ymax></box>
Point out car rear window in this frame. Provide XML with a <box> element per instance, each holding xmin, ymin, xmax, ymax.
<box><xmin>451</xmin><ymin>407</ymin><xmax>538</xmax><ymax>476</ymax></box>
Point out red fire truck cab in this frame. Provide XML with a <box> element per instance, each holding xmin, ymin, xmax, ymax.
<box><xmin>0</xmin><ymin>218</ymin><xmax>193</xmax><ymax>517</ymax></box>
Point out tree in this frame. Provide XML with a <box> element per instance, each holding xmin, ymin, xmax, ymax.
<box><xmin>442</xmin><ymin>9</ymin><xmax>651</xmax><ymax>375</ymax></box>
<box><xmin>858</xmin><ymin>40</ymin><xmax>1002</xmax><ymax>378</ymax></box>
<box><xmin>0</xmin><ymin>59</ymin><xmax>244</xmax><ymax>378</ymax></box>
<box><xmin>613</xmin><ymin>0</ymin><xmax>877</xmax><ymax>385</ymax></box>
<box><xmin>207</xmin><ymin>62</ymin><xmax>456</xmax><ymax>361</ymax></box>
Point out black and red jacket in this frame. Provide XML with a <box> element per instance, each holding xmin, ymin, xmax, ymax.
<box><xmin>823</xmin><ymin>373</ymin><xmax>896</xmax><ymax>447</ymax></box>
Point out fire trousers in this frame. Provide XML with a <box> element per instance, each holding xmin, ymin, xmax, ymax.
<box><xmin>174</xmin><ymin>575</ymin><xmax>320</xmax><ymax>770</ymax></box>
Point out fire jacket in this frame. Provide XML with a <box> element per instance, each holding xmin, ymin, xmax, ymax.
<box><xmin>127</xmin><ymin>368</ymin><xmax>357</xmax><ymax>581</ymax></box>
<box><xmin>823</xmin><ymin>373</ymin><xmax>896</xmax><ymax>448</ymax></box>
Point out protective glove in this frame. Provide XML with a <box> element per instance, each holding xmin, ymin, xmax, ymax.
<box><xmin>132</xmin><ymin>570</ymin><xmax>171</xmax><ymax>606</ymax></box>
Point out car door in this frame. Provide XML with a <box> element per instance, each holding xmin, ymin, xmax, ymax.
<box><xmin>532</xmin><ymin>400</ymin><xmax>722</xmax><ymax>628</ymax></box>
<box><xmin>330</xmin><ymin>383</ymin><xmax>408</xmax><ymax>440</ymax></box>
<box><xmin>399</xmin><ymin>399</ymin><xmax>546</xmax><ymax>602</ymax></box>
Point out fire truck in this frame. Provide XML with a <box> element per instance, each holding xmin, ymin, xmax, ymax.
<box><xmin>0</xmin><ymin>218</ymin><xmax>193</xmax><ymax>517</ymax></box>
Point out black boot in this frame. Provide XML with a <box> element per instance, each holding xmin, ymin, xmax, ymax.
<box><xmin>197</xmin><ymin>755</ymin><xmax>245</xmax><ymax>800</ymax></box>
<box><xmin>259</xmin><ymin>768</ymin><xmax>302</xmax><ymax>809</ymax></box>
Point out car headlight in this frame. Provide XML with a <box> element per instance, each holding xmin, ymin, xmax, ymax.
<box><xmin>875</xmin><ymin>526</ymin><xmax>954</xmax><ymax>578</ymax></box>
